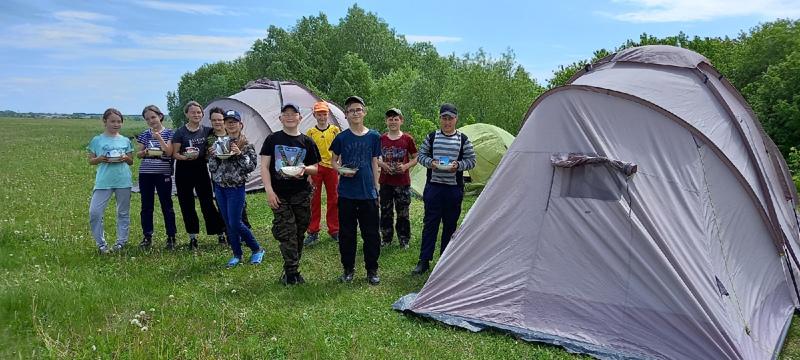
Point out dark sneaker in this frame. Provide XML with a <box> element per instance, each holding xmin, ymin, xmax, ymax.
<box><xmin>165</xmin><ymin>237</ymin><xmax>176</xmax><ymax>250</ymax></box>
<box><xmin>304</xmin><ymin>232</ymin><xmax>319</xmax><ymax>245</ymax></box>
<box><xmin>331</xmin><ymin>233</ymin><xmax>339</xmax><ymax>243</ymax></box>
<box><xmin>367</xmin><ymin>269</ymin><xmax>380</xmax><ymax>285</ymax></box>
<box><xmin>112</xmin><ymin>244</ymin><xmax>125</xmax><ymax>252</ymax></box>
<box><xmin>98</xmin><ymin>245</ymin><xmax>111</xmax><ymax>254</ymax></box>
<box><xmin>380</xmin><ymin>240</ymin><xmax>392</xmax><ymax>247</ymax></box>
<box><xmin>411</xmin><ymin>259</ymin><xmax>430</xmax><ymax>275</ymax></box>
<box><xmin>399</xmin><ymin>241</ymin><xmax>410</xmax><ymax>249</ymax></box>
<box><xmin>340</xmin><ymin>268</ymin><xmax>355</xmax><ymax>283</ymax></box>
<box><xmin>281</xmin><ymin>272</ymin><xmax>306</xmax><ymax>286</ymax></box>
<box><xmin>226</xmin><ymin>257</ymin><xmax>241</xmax><ymax>268</ymax></box>
<box><xmin>218</xmin><ymin>234</ymin><xmax>229</xmax><ymax>246</ymax></box>
<box><xmin>250</xmin><ymin>249</ymin><xmax>265</xmax><ymax>265</ymax></box>
<box><xmin>189</xmin><ymin>238</ymin><xmax>199</xmax><ymax>250</ymax></box>
<box><xmin>139</xmin><ymin>237</ymin><xmax>152</xmax><ymax>248</ymax></box>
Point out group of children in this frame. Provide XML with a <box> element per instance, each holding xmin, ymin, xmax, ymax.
<box><xmin>87</xmin><ymin>97</ymin><xmax>476</xmax><ymax>285</ymax></box>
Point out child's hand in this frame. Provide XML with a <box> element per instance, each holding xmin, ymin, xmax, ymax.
<box><xmin>208</xmin><ymin>147</ymin><xmax>215</xmax><ymax>156</ymax></box>
<box><xmin>395</xmin><ymin>164</ymin><xmax>407</xmax><ymax>173</ymax></box>
<box><xmin>293</xmin><ymin>165</ymin><xmax>306</xmax><ymax>178</ymax></box>
<box><xmin>230</xmin><ymin>143</ymin><xmax>241</xmax><ymax>156</ymax></box>
<box><xmin>267</xmin><ymin>192</ymin><xmax>281</xmax><ymax>209</ymax></box>
<box><xmin>152</xmin><ymin>131</ymin><xmax>162</xmax><ymax>141</ymax></box>
<box><xmin>448</xmin><ymin>162</ymin><xmax>459</xmax><ymax>172</ymax></box>
<box><xmin>431</xmin><ymin>159</ymin><xmax>439</xmax><ymax>168</ymax></box>
<box><xmin>100</xmin><ymin>155</ymin><xmax>110</xmax><ymax>163</ymax></box>
<box><xmin>119</xmin><ymin>154</ymin><xmax>128</xmax><ymax>163</ymax></box>
<box><xmin>379</xmin><ymin>162</ymin><xmax>392</xmax><ymax>174</ymax></box>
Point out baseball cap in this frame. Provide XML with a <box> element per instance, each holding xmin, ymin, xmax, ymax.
<box><xmin>439</xmin><ymin>103</ymin><xmax>457</xmax><ymax>117</ymax></box>
<box><xmin>344</xmin><ymin>96</ymin><xmax>365</xmax><ymax>107</ymax></box>
<box><xmin>313</xmin><ymin>101</ymin><xmax>330</xmax><ymax>113</ymax></box>
<box><xmin>223</xmin><ymin>109</ymin><xmax>241</xmax><ymax>122</ymax></box>
<box><xmin>281</xmin><ymin>103</ymin><xmax>300</xmax><ymax>113</ymax></box>
<box><xmin>385</xmin><ymin>108</ymin><xmax>403</xmax><ymax>118</ymax></box>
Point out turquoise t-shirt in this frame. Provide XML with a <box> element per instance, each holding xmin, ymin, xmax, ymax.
<box><xmin>87</xmin><ymin>134</ymin><xmax>134</xmax><ymax>190</ymax></box>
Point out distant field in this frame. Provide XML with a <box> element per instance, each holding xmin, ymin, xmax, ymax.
<box><xmin>1</xmin><ymin>117</ymin><xmax>798</xmax><ymax>359</ymax></box>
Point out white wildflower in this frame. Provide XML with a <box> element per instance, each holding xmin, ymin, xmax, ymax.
<box><xmin>92</xmin><ymin>345</ymin><xmax>96</xmax><ymax>351</ymax></box>
<box><xmin>271</xmin><ymin>337</ymin><xmax>277</xmax><ymax>341</ymax></box>
<box><xmin>169</xmin><ymin>294</ymin><xmax>174</xmax><ymax>299</ymax></box>
<box><xmin>139</xmin><ymin>311</ymin><xmax>146</xmax><ymax>316</ymax></box>
<box><xmin>135</xmin><ymin>314</ymin><xmax>141</xmax><ymax>319</ymax></box>
<box><xmin>149</xmin><ymin>308</ymin><xmax>155</xmax><ymax>312</ymax></box>
<box><xmin>141</xmin><ymin>326</ymin><xmax>148</xmax><ymax>332</ymax></box>
<box><xmin>231</xmin><ymin>289</ymin><xmax>236</xmax><ymax>294</ymax></box>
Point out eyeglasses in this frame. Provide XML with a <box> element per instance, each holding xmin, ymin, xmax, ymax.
<box><xmin>346</xmin><ymin>108</ymin><xmax>365</xmax><ymax>115</ymax></box>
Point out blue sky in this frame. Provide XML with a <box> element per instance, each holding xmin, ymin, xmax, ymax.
<box><xmin>1</xmin><ymin>0</ymin><xmax>798</xmax><ymax>114</ymax></box>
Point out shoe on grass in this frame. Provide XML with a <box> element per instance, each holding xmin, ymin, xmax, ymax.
<box><xmin>250</xmin><ymin>249</ymin><xmax>265</xmax><ymax>265</ymax></box>
<box><xmin>218</xmin><ymin>234</ymin><xmax>229</xmax><ymax>246</ymax></box>
<box><xmin>340</xmin><ymin>268</ymin><xmax>355</xmax><ymax>283</ymax></box>
<box><xmin>331</xmin><ymin>233</ymin><xmax>339</xmax><ymax>243</ymax></box>
<box><xmin>304</xmin><ymin>232</ymin><xmax>319</xmax><ymax>245</ymax></box>
<box><xmin>139</xmin><ymin>237</ymin><xmax>152</xmax><ymax>248</ymax></box>
<box><xmin>98</xmin><ymin>245</ymin><xmax>111</xmax><ymax>254</ymax></box>
<box><xmin>226</xmin><ymin>257</ymin><xmax>242</xmax><ymax>268</ymax></box>
<box><xmin>367</xmin><ymin>269</ymin><xmax>380</xmax><ymax>285</ymax></box>
<box><xmin>411</xmin><ymin>259</ymin><xmax>430</xmax><ymax>275</ymax></box>
<box><xmin>399</xmin><ymin>241</ymin><xmax>410</xmax><ymax>249</ymax></box>
<box><xmin>112</xmin><ymin>243</ymin><xmax>125</xmax><ymax>252</ymax></box>
<box><xmin>380</xmin><ymin>240</ymin><xmax>392</xmax><ymax>247</ymax></box>
<box><xmin>165</xmin><ymin>237</ymin><xmax>176</xmax><ymax>250</ymax></box>
<box><xmin>189</xmin><ymin>238</ymin><xmax>199</xmax><ymax>250</ymax></box>
<box><xmin>281</xmin><ymin>272</ymin><xmax>305</xmax><ymax>285</ymax></box>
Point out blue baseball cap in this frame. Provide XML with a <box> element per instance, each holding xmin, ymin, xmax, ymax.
<box><xmin>223</xmin><ymin>109</ymin><xmax>241</xmax><ymax>121</ymax></box>
<box><xmin>281</xmin><ymin>103</ymin><xmax>300</xmax><ymax>113</ymax></box>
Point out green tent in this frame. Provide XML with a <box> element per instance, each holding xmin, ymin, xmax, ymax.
<box><xmin>410</xmin><ymin>123</ymin><xmax>515</xmax><ymax>198</ymax></box>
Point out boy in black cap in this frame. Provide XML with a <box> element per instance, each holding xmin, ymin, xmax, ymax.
<box><xmin>259</xmin><ymin>103</ymin><xmax>321</xmax><ymax>285</ymax></box>
<box><xmin>412</xmin><ymin>103</ymin><xmax>476</xmax><ymax>274</ymax></box>
<box><xmin>329</xmin><ymin>95</ymin><xmax>383</xmax><ymax>285</ymax></box>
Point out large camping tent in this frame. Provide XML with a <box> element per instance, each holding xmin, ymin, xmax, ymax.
<box><xmin>200</xmin><ymin>78</ymin><xmax>349</xmax><ymax>192</ymax></box>
<box><xmin>410</xmin><ymin>123</ymin><xmax>515</xmax><ymax>197</ymax></box>
<box><xmin>395</xmin><ymin>46</ymin><xmax>800</xmax><ymax>359</ymax></box>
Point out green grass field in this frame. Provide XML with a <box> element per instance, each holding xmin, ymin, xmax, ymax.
<box><xmin>1</xmin><ymin>117</ymin><xmax>799</xmax><ymax>359</ymax></box>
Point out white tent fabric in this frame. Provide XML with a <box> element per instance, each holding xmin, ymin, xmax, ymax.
<box><xmin>201</xmin><ymin>79</ymin><xmax>349</xmax><ymax>192</ymax></box>
<box><xmin>395</xmin><ymin>46</ymin><xmax>800</xmax><ymax>359</ymax></box>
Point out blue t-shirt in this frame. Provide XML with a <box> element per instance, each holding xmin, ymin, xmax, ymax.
<box><xmin>136</xmin><ymin>128</ymin><xmax>174</xmax><ymax>175</ymax></box>
<box><xmin>329</xmin><ymin>129</ymin><xmax>382</xmax><ymax>199</ymax></box>
<box><xmin>87</xmin><ymin>134</ymin><xmax>134</xmax><ymax>190</ymax></box>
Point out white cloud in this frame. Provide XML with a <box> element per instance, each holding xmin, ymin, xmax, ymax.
<box><xmin>118</xmin><ymin>33</ymin><xmax>259</xmax><ymax>60</ymax></box>
<box><xmin>136</xmin><ymin>1</ymin><xmax>227</xmax><ymax>15</ymax></box>
<box><xmin>1</xmin><ymin>21</ymin><xmax>115</xmax><ymax>49</ymax></box>
<box><xmin>10</xmin><ymin>78</ymin><xmax>44</xmax><ymax>84</ymax></box>
<box><xmin>405</xmin><ymin>35</ymin><xmax>463</xmax><ymax>44</ymax></box>
<box><xmin>53</xmin><ymin>11</ymin><xmax>113</xmax><ymax>21</ymax></box>
<box><xmin>608</xmin><ymin>0</ymin><xmax>800</xmax><ymax>22</ymax></box>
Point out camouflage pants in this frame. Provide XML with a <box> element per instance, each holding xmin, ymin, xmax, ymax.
<box><xmin>271</xmin><ymin>189</ymin><xmax>313</xmax><ymax>273</ymax></box>
<box><xmin>379</xmin><ymin>184</ymin><xmax>412</xmax><ymax>245</ymax></box>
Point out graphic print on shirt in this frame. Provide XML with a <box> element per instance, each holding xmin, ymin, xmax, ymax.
<box><xmin>187</xmin><ymin>138</ymin><xmax>206</xmax><ymax>148</ymax></box>
<box><xmin>274</xmin><ymin>145</ymin><xmax>307</xmax><ymax>179</ymax></box>
<box><xmin>342</xmin><ymin>141</ymin><xmax>374</xmax><ymax>169</ymax></box>
<box><xmin>381</xmin><ymin>146</ymin><xmax>407</xmax><ymax>168</ymax></box>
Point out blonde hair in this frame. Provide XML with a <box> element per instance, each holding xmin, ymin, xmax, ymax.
<box><xmin>183</xmin><ymin>101</ymin><xmax>203</xmax><ymax>114</ymax></box>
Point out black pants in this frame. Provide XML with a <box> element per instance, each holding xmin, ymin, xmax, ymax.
<box><xmin>338</xmin><ymin>197</ymin><xmax>380</xmax><ymax>271</ymax></box>
<box><xmin>174</xmin><ymin>161</ymin><xmax>224</xmax><ymax>235</ymax></box>
<box><xmin>139</xmin><ymin>173</ymin><xmax>177</xmax><ymax>237</ymax></box>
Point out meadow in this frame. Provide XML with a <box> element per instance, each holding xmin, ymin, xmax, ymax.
<box><xmin>1</xmin><ymin>117</ymin><xmax>799</xmax><ymax>359</ymax></box>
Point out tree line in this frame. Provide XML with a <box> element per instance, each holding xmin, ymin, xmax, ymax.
<box><xmin>167</xmin><ymin>5</ymin><xmax>800</xmax><ymax>161</ymax></box>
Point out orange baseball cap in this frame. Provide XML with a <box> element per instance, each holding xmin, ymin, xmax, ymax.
<box><xmin>313</xmin><ymin>101</ymin><xmax>330</xmax><ymax>113</ymax></box>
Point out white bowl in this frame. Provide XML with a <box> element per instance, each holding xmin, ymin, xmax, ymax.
<box><xmin>148</xmin><ymin>149</ymin><xmax>164</xmax><ymax>156</ymax></box>
<box><xmin>107</xmin><ymin>156</ymin><xmax>121</xmax><ymax>162</ymax></box>
<box><xmin>216</xmin><ymin>153</ymin><xmax>233</xmax><ymax>160</ymax></box>
<box><xmin>338</xmin><ymin>167</ymin><xmax>358</xmax><ymax>174</ymax></box>
<box><xmin>281</xmin><ymin>166</ymin><xmax>303</xmax><ymax>176</ymax></box>
<box><xmin>434</xmin><ymin>163</ymin><xmax>453</xmax><ymax>170</ymax></box>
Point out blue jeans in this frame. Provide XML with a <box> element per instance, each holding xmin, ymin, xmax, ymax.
<box><xmin>139</xmin><ymin>173</ymin><xmax>177</xmax><ymax>237</ymax></box>
<box><xmin>419</xmin><ymin>184</ymin><xmax>463</xmax><ymax>261</ymax></box>
<box><xmin>214</xmin><ymin>184</ymin><xmax>260</xmax><ymax>258</ymax></box>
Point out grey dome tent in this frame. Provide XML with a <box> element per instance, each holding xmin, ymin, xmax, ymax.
<box><xmin>133</xmin><ymin>79</ymin><xmax>348</xmax><ymax>194</ymax></box>
<box><xmin>200</xmin><ymin>78</ymin><xmax>349</xmax><ymax>192</ymax></box>
<box><xmin>395</xmin><ymin>46</ymin><xmax>800</xmax><ymax>359</ymax></box>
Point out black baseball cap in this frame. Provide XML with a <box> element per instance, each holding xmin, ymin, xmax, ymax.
<box><xmin>440</xmin><ymin>103</ymin><xmax>457</xmax><ymax>117</ymax></box>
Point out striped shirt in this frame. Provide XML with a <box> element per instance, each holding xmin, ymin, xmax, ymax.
<box><xmin>417</xmin><ymin>130</ymin><xmax>476</xmax><ymax>186</ymax></box>
<box><xmin>137</xmin><ymin>128</ymin><xmax>174</xmax><ymax>175</ymax></box>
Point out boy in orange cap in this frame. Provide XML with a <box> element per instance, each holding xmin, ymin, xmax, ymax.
<box><xmin>304</xmin><ymin>101</ymin><xmax>341</xmax><ymax>245</ymax></box>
